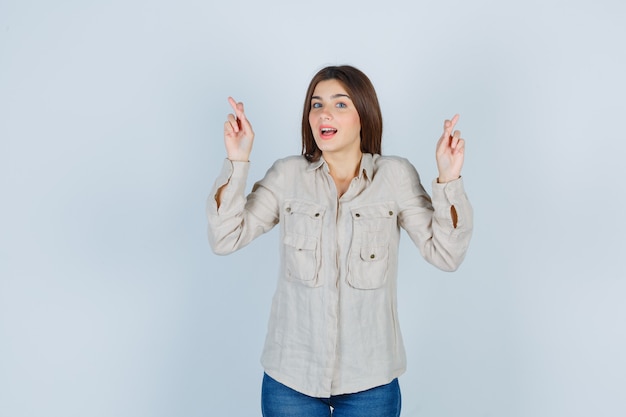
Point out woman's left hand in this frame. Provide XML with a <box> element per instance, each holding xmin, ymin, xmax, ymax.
<box><xmin>436</xmin><ymin>114</ymin><xmax>465</xmax><ymax>183</ymax></box>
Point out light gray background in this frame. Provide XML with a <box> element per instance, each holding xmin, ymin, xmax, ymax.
<box><xmin>1</xmin><ymin>0</ymin><xmax>625</xmax><ymax>416</ymax></box>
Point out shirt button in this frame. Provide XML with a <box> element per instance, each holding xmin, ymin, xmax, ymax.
<box><xmin>315</xmin><ymin>213</ymin><xmax>320</xmax><ymax>217</ymax></box>
<box><xmin>355</xmin><ymin>213</ymin><xmax>360</xmax><ymax>218</ymax></box>
<box><xmin>286</xmin><ymin>207</ymin><xmax>291</xmax><ymax>213</ymax></box>
<box><xmin>389</xmin><ymin>211</ymin><xmax>394</xmax><ymax>216</ymax></box>
<box><xmin>370</xmin><ymin>254</ymin><xmax>376</xmax><ymax>259</ymax></box>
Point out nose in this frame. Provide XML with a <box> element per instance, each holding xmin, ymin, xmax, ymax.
<box><xmin>319</xmin><ymin>108</ymin><xmax>332</xmax><ymax>120</ymax></box>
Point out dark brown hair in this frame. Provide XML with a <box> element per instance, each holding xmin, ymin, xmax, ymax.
<box><xmin>301</xmin><ymin>65</ymin><xmax>383</xmax><ymax>162</ymax></box>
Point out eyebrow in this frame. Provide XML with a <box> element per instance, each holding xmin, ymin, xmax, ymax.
<box><xmin>311</xmin><ymin>93</ymin><xmax>351</xmax><ymax>100</ymax></box>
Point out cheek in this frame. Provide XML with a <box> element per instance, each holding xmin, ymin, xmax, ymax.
<box><xmin>351</xmin><ymin>114</ymin><xmax>361</xmax><ymax>132</ymax></box>
<box><xmin>308</xmin><ymin>114</ymin><xmax>316</xmax><ymax>131</ymax></box>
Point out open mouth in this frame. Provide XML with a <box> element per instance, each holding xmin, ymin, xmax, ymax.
<box><xmin>320</xmin><ymin>127</ymin><xmax>337</xmax><ymax>139</ymax></box>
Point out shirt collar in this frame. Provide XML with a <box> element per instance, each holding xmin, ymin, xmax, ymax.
<box><xmin>307</xmin><ymin>157</ymin><xmax>325</xmax><ymax>172</ymax></box>
<box><xmin>307</xmin><ymin>153</ymin><xmax>375</xmax><ymax>181</ymax></box>
<box><xmin>359</xmin><ymin>153</ymin><xmax>374</xmax><ymax>181</ymax></box>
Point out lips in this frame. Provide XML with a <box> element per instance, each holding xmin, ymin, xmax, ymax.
<box><xmin>319</xmin><ymin>125</ymin><xmax>337</xmax><ymax>139</ymax></box>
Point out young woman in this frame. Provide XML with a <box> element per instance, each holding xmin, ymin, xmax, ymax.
<box><xmin>207</xmin><ymin>65</ymin><xmax>473</xmax><ymax>417</ymax></box>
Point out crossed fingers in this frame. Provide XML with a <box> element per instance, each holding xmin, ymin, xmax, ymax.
<box><xmin>442</xmin><ymin>114</ymin><xmax>462</xmax><ymax>150</ymax></box>
<box><xmin>224</xmin><ymin>96</ymin><xmax>248</xmax><ymax>134</ymax></box>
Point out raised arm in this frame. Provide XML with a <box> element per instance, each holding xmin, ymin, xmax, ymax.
<box><xmin>208</xmin><ymin>98</ymin><xmax>280</xmax><ymax>255</ymax></box>
<box><xmin>397</xmin><ymin>115</ymin><xmax>472</xmax><ymax>271</ymax></box>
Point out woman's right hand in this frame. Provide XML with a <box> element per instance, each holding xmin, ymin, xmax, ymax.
<box><xmin>224</xmin><ymin>96</ymin><xmax>255</xmax><ymax>161</ymax></box>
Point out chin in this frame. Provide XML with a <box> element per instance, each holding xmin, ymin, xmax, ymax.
<box><xmin>314</xmin><ymin>140</ymin><xmax>331</xmax><ymax>151</ymax></box>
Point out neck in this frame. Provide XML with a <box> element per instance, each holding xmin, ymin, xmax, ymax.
<box><xmin>323</xmin><ymin>150</ymin><xmax>363</xmax><ymax>183</ymax></box>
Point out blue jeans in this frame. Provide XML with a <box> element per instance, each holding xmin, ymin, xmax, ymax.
<box><xmin>261</xmin><ymin>373</ymin><xmax>401</xmax><ymax>417</ymax></box>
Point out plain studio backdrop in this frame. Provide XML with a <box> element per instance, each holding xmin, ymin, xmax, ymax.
<box><xmin>1</xmin><ymin>0</ymin><xmax>625</xmax><ymax>416</ymax></box>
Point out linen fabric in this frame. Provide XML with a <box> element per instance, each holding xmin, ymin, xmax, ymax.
<box><xmin>207</xmin><ymin>153</ymin><xmax>473</xmax><ymax>397</ymax></box>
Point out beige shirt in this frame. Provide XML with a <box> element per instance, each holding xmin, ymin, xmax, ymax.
<box><xmin>207</xmin><ymin>153</ymin><xmax>473</xmax><ymax>397</ymax></box>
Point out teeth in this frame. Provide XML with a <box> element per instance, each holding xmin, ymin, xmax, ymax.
<box><xmin>321</xmin><ymin>128</ymin><xmax>336</xmax><ymax>133</ymax></box>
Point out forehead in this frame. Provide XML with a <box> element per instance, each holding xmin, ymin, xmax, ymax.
<box><xmin>312</xmin><ymin>79</ymin><xmax>350</xmax><ymax>97</ymax></box>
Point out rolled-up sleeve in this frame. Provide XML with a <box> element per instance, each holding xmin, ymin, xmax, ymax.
<box><xmin>207</xmin><ymin>159</ymin><xmax>280</xmax><ymax>255</ymax></box>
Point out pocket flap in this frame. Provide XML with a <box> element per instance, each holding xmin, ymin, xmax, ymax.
<box><xmin>351</xmin><ymin>202</ymin><xmax>396</xmax><ymax>220</ymax></box>
<box><xmin>284</xmin><ymin>200</ymin><xmax>326</xmax><ymax>219</ymax></box>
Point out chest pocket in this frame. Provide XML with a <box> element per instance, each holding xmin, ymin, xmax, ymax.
<box><xmin>283</xmin><ymin>200</ymin><xmax>326</xmax><ymax>287</ymax></box>
<box><xmin>347</xmin><ymin>202</ymin><xmax>397</xmax><ymax>289</ymax></box>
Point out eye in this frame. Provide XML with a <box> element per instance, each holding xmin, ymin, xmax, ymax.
<box><xmin>312</xmin><ymin>102</ymin><xmax>322</xmax><ymax>109</ymax></box>
<box><xmin>336</xmin><ymin>102</ymin><xmax>347</xmax><ymax>108</ymax></box>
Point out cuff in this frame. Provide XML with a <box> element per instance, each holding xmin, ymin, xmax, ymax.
<box><xmin>431</xmin><ymin>177</ymin><xmax>466</xmax><ymax>207</ymax></box>
<box><xmin>208</xmin><ymin>159</ymin><xmax>251</xmax><ymax>215</ymax></box>
<box><xmin>215</xmin><ymin>159</ymin><xmax>250</xmax><ymax>186</ymax></box>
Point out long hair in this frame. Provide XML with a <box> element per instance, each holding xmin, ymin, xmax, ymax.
<box><xmin>301</xmin><ymin>66</ymin><xmax>383</xmax><ymax>162</ymax></box>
